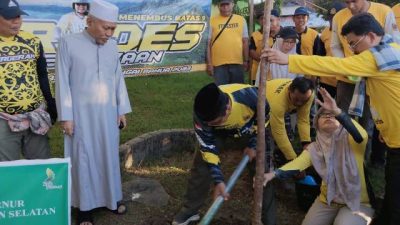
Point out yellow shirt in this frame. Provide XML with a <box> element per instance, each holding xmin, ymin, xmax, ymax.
<box><xmin>288</xmin><ymin>43</ymin><xmax>400</xmax><ymax>148</ymax></box>
<box><xmin>332</xmin><ymin>2</ymin><xmax>394</xmax><ymax>83</ymax></box>
<box><xmin>250</xmin><ymin>32</ymin><xmax>275</xmax><ymax>81</ymax></box>
<box><xmin>299</xmin><ymin>27</ymin><xmax>319</xmax><ymax>56</ymax></box>
<box><xmin>210</xmin><ymin>14</ymin><xmax>246</xmax><ymax>66</ymax></box>
<box><xmin>280</xmin><ymin>120</ymin><xmax>370</xmax><ymax>205</ymax></box>
<box><xmin>266</xmin><ymin>79</ymin><xmax>313</xmax><ymax>160</ymax></box>
<box><xmin>250</xmin><ymin>31</ymin><xmax>263</xmax><ymax>81</ymax></box>
<box><xmin>220</xmin><ymin>85</ymin><xmax>256</xmax><ymax>130</ymax></box>
<box><xmin>319</xmin><ymin>27</ymin><xmax>337</xmax><ymax>87</ymax></box>
<box><xmin>393</xmin><ymin>3</ymin><xmax>400</xmax><ymax>29</ymax></box>
<box><xmin>0</xmin><ymin>31</ymin><xmax>44</xmax><ymax>114</ymax></box>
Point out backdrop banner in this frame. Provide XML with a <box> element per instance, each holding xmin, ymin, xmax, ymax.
<box><xmin>0</xmin><ymin>158</ymin><xmax>71</xmax><ymax>225</ymax></box>
<box><xmin>19</xmin><ymin>0</ymin><xmax>212</xmax><ymax>77</ymax></box>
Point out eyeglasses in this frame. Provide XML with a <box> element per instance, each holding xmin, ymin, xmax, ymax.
<box><xmin>349</xmin><ymin>35</ymin><xmax>366</xmax><ymax>49</ymax></box>
<box><xmin>319</xmin><ymin>113</ymin><xmax>335</xmax><ymax>119</ymax></box>
<box><xmin>283</xmin><ymin>39</ymin><xmax>296</xmax><ymax>44</ymax></box>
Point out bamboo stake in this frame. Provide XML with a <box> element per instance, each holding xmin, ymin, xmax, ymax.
<box><xmin>252</xmin><ymin>0</ymin><xmax>273</xmax><ymax>224</ymax></box>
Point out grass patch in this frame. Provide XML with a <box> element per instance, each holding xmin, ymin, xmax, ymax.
<box><xmin>49</xmin><ymin>72</ymin><xmax>213</xmax><ymax>157</ymax></box>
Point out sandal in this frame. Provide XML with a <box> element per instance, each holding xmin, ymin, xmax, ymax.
<box><xmin>110</xmin><ymin>201</ymin><xmax>127</xmax><ymax>215</ymax></box>
<box><xmin>77</xmin><ymin>209</ymin><xmax>94</xmax><ymax>225</ymax></box>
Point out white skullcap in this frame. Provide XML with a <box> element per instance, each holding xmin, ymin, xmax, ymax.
<box><xmin>89</xmin><ymin>0</ymin><xmax>119</xmax><ymax>23</ymax></box>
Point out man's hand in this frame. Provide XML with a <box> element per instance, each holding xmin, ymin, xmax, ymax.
<box><xmin>243</xmin><ymin>147</ymin><xmax>256</xmax><ymax>161</ymax></box>
<box><xmin>118</xmin><ymin>115</ymin><xmax>127</xmax><ymax>129</ymax></box>
<box><xmin>206</xmin><ymin>64</ymin><xmax>214</xmax><ymax>76</ymax></box>
<box><xmin>315</xmin><ymin>88</ymin><xmax>341</xmax><ymax>116</ymax></box>
<box><xmin>262</xmin><ymin>172</ymin><xmax>276</xmax><ymax>186</ymax></box>
<box><xmin>61</xmin><ymin>121</ymin><xmax>74</xmax><ymax>136</ymax></box>
<box><xmin>213</xmin><ymin>182</ymin><xmax>230</xmax><ymax>201</ymax></box>
<box><xmin>261</xmin><ymin>48</ymin><xmax>289</xmax><ymax>65</ymax></box>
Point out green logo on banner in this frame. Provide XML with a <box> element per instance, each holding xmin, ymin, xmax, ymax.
<box><xmin>43</xmin><ymin>168</ymin><xmax>63</xmax><ymax>190</ymax></box>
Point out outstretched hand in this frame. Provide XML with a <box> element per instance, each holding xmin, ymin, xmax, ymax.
<box><xmin>315</xmin><ymin>88</ymin><xmax>341</xmax><ymax>116</ymax></box>
<box><xmin>213</xmin><ymin>182</ymin><xmax>230</xmax><ymax>201</ymax></box>
<box><xmin>260</xmin><ymin>48</ymin><xmax>289</xmax><ymax>65</ymax></box>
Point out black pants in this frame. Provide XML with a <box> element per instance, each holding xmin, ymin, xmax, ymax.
<box><xmin>370</xmin><ymin>126</ymin><xmax>386</xmax><ymax>166</ymax></box>
<box><xmin>375</xmin><ymin>147</ymin><xmax>400</xmax><ymax>225</ymax></box>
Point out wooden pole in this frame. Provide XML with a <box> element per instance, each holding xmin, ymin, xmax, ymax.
<box><xmin>248</xmin><ymin>0</ymin><xmax>254</xmax><ymax>84</ymax></box>
<box><xmin>252</xmin><ymin>0</ymin><xmax>273</xmax><ymax>224</ymax></box>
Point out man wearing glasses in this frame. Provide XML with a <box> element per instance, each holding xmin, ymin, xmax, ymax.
<box><xmin>330</xmin><ymin>0</ymin><xmax>399</xmax><ymax>155</ymax></box>
<box><xmin>263</xmin><ymin>13</ymin><xmax>400</xmax><ymax>225</ymax></box>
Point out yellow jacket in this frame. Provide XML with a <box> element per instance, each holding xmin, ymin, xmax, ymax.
<box><xmin>319</xmin><ymin>27</ymin><xmax>337</xmax><ymax>87</ymax></box>
<box><xmin>266</xmin><ymin>79</ymin><xmax>313</xmax><ymax>160</ymax></box>
<box><xmin>288</xmin><ymin>43</ymin><xmax>400</xmax><ymax>148</ymax></box>
<box><xmin>331</xmin><ymin>2</ymin><xmax>398</xmax><ymax>83</ymax></box>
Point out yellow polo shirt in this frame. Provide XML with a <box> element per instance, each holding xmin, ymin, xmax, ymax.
<box><xmin>210</xmin><ymin>14</ymin><xmax>246</xmax><ymax>66</ymax></box>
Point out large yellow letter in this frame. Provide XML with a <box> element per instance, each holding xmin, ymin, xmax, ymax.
<box><xmin>170</xmin><ymin>23</ymin><xmax>205</xmax><ymax>51</ymax></box>
<box><xmin>139</xmin><ymin>23</ymin><xmax>177</xmax><ymax>51</ymax></box>
<box><xmin>114</xmin><ymin>23</ymin><xmax>142</xmax><ymax>52</ymax></box>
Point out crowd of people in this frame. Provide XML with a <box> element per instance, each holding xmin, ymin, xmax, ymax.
<box><xmin>177</xmin><ymin>0</ymin><xmax>400</xmax><ymax>225</ymax></box>
<box><xmin>1</xmin><ymin>0</ymin><xmax>400</xmax><ymax>225</ymax></box>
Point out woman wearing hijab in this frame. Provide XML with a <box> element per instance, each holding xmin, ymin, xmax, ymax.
<box><xmin>269</xmin><ymin>26</ymin><xmax>301</xmax><ymax>80</ymax></box>
<box><xmin>262</xmin><ymin>88</ymin><xmax>374</xmax><ymax>225</ymax></box>
<box><xmin>255</xmin><ymin>26</ymin><xmax>302</xmax><ymax>85</ymax></box>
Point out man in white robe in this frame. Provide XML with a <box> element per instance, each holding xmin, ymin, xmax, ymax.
<box><xmin>55</xmin><ymin>0</ymin><xmax>131</xmax><ymax>223</ymax></box>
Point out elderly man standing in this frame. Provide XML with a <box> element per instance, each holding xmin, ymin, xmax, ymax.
<box><xmin>207</xmin><ymin>0</ymin><xmax>249</xmax><ymax>85</ymax></box>
<box><xmin>0</xmin><ymin>0</ymin><xmax>57</xmax><ymax>161</ymax></box>
<box><xmin>55</xmin><ymin>0</ymin><xmax>131</xmax><ymax>224</ymax></box>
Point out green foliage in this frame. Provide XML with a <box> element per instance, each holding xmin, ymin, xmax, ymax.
<box><xmin>312</xmin><ymin>0</ymin><xmax>333</xmax><ymax>20</ymax></box>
